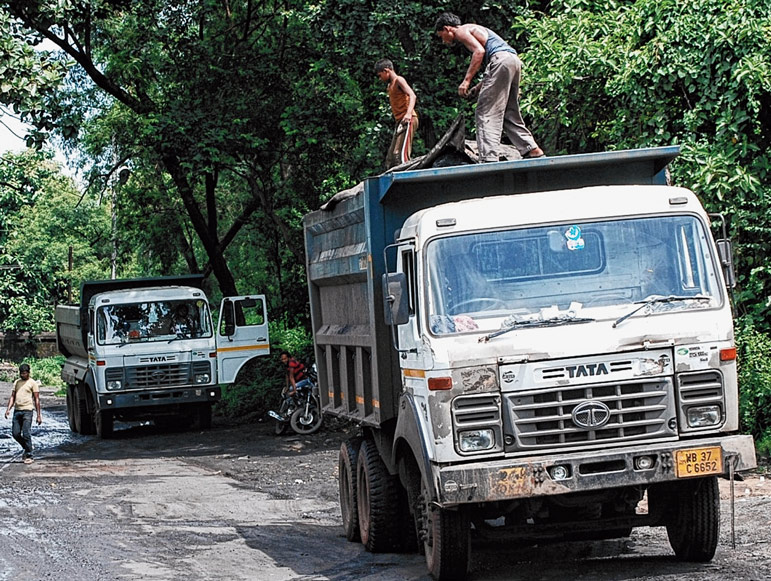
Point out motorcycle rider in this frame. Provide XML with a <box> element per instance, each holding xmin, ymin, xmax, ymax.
<box><xmin>280</xmin><ymin>350</ymin><xmax>310</xmax><ymax>405</ymax></box>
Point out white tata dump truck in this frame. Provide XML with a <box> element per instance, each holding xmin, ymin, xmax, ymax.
<box><xmin>55</xmin><ymin>275</ymin><xmax>269</xmax><ymax>438</ymax></box>
<box><xmin>303</xmin><ymin>147</ymin><xmax>757</xmax><ymax>580</ymax></box>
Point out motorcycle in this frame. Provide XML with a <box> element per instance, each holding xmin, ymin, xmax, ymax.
<box><xmin>269</xmin><ymin>366</ymin><xmax>323</xmax><ymax>435</ymax></box>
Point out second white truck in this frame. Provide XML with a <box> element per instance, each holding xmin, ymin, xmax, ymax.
<box><xmin>56</xmin><ymin>275</ymin><xmax>269</xmax><ymax>437</ymax></box>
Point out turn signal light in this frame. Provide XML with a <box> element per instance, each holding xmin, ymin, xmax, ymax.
<box><xmin>719</xmin><ymin>347</ymin><xmax>736</xmax><ymax>361</ymax></box>
<box><xmin>428</xmin><ymin>377</ymin><xmax>453</xmax><ymax>391</ymax></box>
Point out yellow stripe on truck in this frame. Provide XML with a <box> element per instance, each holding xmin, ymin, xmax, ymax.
<box><xmin>217</xmin><ymin>344</ymin><xmax>270</xmax><ymax>353</ymax></box>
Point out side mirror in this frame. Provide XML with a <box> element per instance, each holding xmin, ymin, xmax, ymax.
<box><xmin>222</xmin><ymin>299</ymin><xmax>236</xmax><ymax>336</ymax></box>
<box><xmin>716</xmin><ymin>239</ymin><xmax>736</xmax><ymax>289</ymax></box>
<box><xmin>383</xmin><ymin>273</ymin><xmax>409</xmax><ymax>326</ymax></box>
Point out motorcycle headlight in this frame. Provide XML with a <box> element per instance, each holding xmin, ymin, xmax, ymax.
<box><xmin>458</xmin><ymin>429</ymin><xmax>495</xmax><ymax>452</ymax></box>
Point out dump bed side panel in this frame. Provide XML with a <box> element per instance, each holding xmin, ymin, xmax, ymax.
<box><xmin>55</xmin><ymin>305</ymin><xmax>88</xmax><ymax>359</ymax></box>
<box><xmin>305</xmin><ymin>186</ymin><xmax>399</xmax><ymax>426</ymax></box>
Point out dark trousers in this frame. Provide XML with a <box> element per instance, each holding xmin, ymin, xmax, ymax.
<box><xmin>12</xmin><ymin>410</ymin><xmax>34</xmax><ymax>458</ymax></box>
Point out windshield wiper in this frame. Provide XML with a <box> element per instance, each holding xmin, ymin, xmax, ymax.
<box><xmin>613</xmin><ymin>295</ymin><xmax>711</xmax><ymax>328</ymax></box>
<box><xmin>479</xmin><ymin>316</ymin><xmax>595</xmax><ymax>343</ymax></box>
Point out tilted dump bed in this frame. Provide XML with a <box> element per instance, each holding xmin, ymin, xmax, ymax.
<box><xmin>304</xmin><ymin>147</ymin><xmax>679</xmax><ymax>428</ymax></box>
<box><xmin>55</xmin><ymin>275</ymin><xmax>205</xmax><ymax>359</ymax></box>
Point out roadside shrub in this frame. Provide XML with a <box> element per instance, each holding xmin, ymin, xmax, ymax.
<box><xmin>0</xmin><ymin>356</ymin><xmax>65</xmax><ymax>390</ymax></box>
<box><xmin>735</xmin><ymin>318</ymin><xmax>771</xmax><ymax>458</ymax></box>
<box><xmin>217</xmin><ymin>320</ymin><xmax>314</xmax><ymax>421</ymax></box>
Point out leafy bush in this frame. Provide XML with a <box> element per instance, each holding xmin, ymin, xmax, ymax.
<box><xmin>216</xmin><ymin>320</ymin><xmax>314</xmax><ymax>421</ymax></box>
<box><xmin>735</xmin><ymin>318</ymin><xmax>771</xmax><ymax>458</ymax></box>
<box><xmin>0</xmin><ymin>356</ymin><xmax>65</xmax><ymax>390</ymax></box>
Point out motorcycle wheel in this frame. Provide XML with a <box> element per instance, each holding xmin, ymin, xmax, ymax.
<box><xmin>290</xmin><ymin>401</ymin><xmax>323</xmax><ymax>435</ymax></box>
<box><xmin>274</xmin><ymin>399</ymin><xmax>290</xmax><ymax>436</ymax></box>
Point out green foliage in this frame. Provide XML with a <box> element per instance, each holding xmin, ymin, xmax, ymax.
<box><xmin>23</xmin><ymin>355</ymin><xmax>65</xmax><ymax>389</ymax></box>
<box><xmin>217</xmin><ymin>320</ymin><xmax>314</xmax><ymax>420</ymax></box>
<box><xmin>0</xmin><ymin>150</ymin><xmax>111</xmax><ymax>333</ymax></box>
<box><xmin>735</xmin><ymin>319</ymin><xmax>771</xmax><ymax>451</ymax></box>
<box><xmin>0</xmin><ymin>355</ymin><xmax>65</xmax><ymax>389</ymax></box>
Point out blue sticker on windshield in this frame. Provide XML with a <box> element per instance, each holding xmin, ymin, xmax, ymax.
<box><xmin>565</xmin><ymin>225</ymin><xmax>585</xmax><ymax>250</ymax></box>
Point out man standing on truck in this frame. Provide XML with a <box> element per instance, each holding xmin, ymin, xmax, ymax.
<box><xmin>375</xmin><ymin>58</ymin><xmax>419</xmax><ymax>169</ymax></box>
<box><xmin>4</xmin><ymin>364</ymin><xmax>42</xmax><ymax>464</ymax></box>
<box><xmin>435</xmin><ymin>12</ymin><xmax>544</xmax><ymax>162</ymax></box>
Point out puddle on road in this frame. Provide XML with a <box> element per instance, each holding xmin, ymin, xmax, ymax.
<box><xmin>0</xmin><ymin>405</ymin><xmax>75</xmax><ymax>464</ymax></box>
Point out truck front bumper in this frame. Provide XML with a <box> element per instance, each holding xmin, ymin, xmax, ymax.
<box><xmin>98</xmin><ymin>385</ymin><xmax>221</xmax><ymax>410</ymax></box>
<box><xmin>435</xmin><ymin>434</ymin><xmax>756</xmax><ymax>507</ymax></box>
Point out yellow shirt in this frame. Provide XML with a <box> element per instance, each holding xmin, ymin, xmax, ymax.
<box><xmin>12</xmin><ymin>378</ymin><xmax>39</xmax><ymax>411</ymax></box>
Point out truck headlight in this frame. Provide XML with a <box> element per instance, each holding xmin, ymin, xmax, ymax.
<box><xmin>458</xmin><ymin>429</ymin><xmax>495</xmax><ymax>452</ymax></box>
<box><xmin>194</xmin><ymin>373</ymin><xmax>211</xmax><ymax>384</ymax></box>
<box><xmin>686</xmin><ymin>405</ymin><xmax>721</xmax><ymax>428</ymax></box>
<box><xmin>106</xmin><ymin>380</ymin><xmax>122</xmax><ymax>391</ymax></box>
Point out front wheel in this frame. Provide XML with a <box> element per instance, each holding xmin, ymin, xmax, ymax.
<box><xmin>289</xmin><ymin>399</ymin><xmax>323</xmax><ymax>435</ymax></box>
<box><xmin>665</xmin><ymin>476</ymin><xmax>720</xmax><ymax>561</ymax></box>
<box><xmin>197</xmin><ymin>403</ymin><xmax>212</xmax><ymax>429</ymax></box>
<box><xmin>418</xmin><ymin>474</ymin><xmax>470</xmax><ymax>580</ymax></box>
<box><xmin>274</xmin><ymin>399</ymin><xmax>290</xmax><ymax>435</ymax></box>
<box><xmin>94</xmin><ymin>410</ymin><xmax>114</xmax><ymax>439</ymax></box>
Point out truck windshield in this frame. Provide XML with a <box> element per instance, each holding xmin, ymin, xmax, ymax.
<box><xmin>96</xmin><ymin>300</ymin><xmax>213</xmax><ymax>345</ymax></box>
<box><xmin>426</xmin><ymin>215</ymin><xmax>721</xmax><ymax>335</ymax></box>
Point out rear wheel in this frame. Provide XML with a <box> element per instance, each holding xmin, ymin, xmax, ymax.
<box><xmin>79</xmin><ymin>386</ymin><xmax>96</xmax><ymax>435</ymax></box>
<box><xmin>339</xmin><ymin>437</ymin><xmax>362</xmax><ymax>542</ymax></box>
<box><xmin>665</xmin><ymin>476</ymin><xmax>720</xmax><ymax>561</ymax></box>
<box><xmin>418</xmin><ymin>473</ymin><xmax>470</xmax><ymax>580</ymax></box>
<box><xmin>356</xmin><ymin>439</ymin><xmax>401</xmax><ymax>552</ymax></box>
<box><xmin>66</xmin><ymin>385</ymin><xmax>78</xmax><ymax>432</ymax></box>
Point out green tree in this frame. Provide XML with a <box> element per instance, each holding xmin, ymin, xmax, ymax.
<box><xmin>0</xmin><ymin>149</ymin><xmax>110</xmax><ymax>333</ymax></box>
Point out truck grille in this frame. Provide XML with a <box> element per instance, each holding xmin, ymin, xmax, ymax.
<box><xmin>678</xmin><ymin>370</ymin><xmax>723</xmax><ymax>401</ymax></box>
<box><xmin>504</xmin><ymin>379</ymin><xmax>676</xmax><ymax>451</ymax></box>
<box><xmin>124</xmin><ymin>361</ymin><xmax>210</xmax><ymax>389</ymax></box>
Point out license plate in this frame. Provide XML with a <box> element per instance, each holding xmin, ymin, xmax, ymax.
<box><xmin>675</xmin><ymin>446</ymin><xmax>722</xmax><ymax>478</ymax></box>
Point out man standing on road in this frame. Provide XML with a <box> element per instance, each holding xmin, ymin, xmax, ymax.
<box><xmin>4</xmin><ymin>363</ymin><xmax>42</xmax><ymax>464</ymax></box>
<box><xmin>435</xmin><ymin>12</ymin><xmax>545</xmax><ymax>162</ymax></box>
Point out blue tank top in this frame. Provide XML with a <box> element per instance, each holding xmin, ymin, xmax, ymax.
<box><xmin>484</xmin><ymin>27</ymin><xmax>517</xmax><ymax>60</ymax></box>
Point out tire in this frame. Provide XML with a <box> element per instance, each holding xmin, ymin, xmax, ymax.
<box><xmin>66</xmin><ymin>385</ymin><xmax>78</xmax><ymax>433</ymax></box>
<box><xmin>274</xmin><ymin>399</ymin><xmax>290</xmax><ymax>435</ymax></box>
<box><xmin>356</xmin><ymin>439</ymin><xmax>402</xmax><ymax>552</ymax></box>
<box><xmin>79</xmin><ymin>386</ymin><xmax>96</xmax><ymax>435</ymax></box>
<box><xmin>289</xmin><ymin>400</ymin><xmax>323</xmax><ymax>435</ymax></box>
<box><xmin>666</xmin><ymin>476</ymin><xmax>720</xmax><ymax>562</ymax></box>
<box><xmin>339</xmin><ymin>437</ymin><xmax>362</xmax><ymax>542</ymax></box>
<box><xmin>418</xmin><ymin>474</ymin><xmax>470</xmax><ymax>580</ymax></box>
<box><xmin>95</xmin><ymin>410</ymin><xmax>114</xmax><ymax>439</ymax></box>
<box><xmin>198</xmin><ymin>404</ymin><xmax>212</xmax><ymax>429</ymax></box>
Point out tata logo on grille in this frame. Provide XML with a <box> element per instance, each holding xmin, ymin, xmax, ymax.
<box><xmin>151</xmin><ymin>370</ymin><xmax>166</xmax><ymax>381</ymax></box>
<box><xmin>564</xmin><ymin>363</ymin><xmax>609</xmax><ymax>378</ymax></box>
<box><xmin>140</xmin><ymin>356</ymin><xmax>175</xmax><ymax>363</ymax></box>
<box><xmin>571</xmin><ymin>401</ymin><xmax>611</xmax><ymax>429</ymax></box>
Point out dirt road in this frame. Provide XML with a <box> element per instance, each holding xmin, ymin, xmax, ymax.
<box><xmin>0</xmin><ymin>386</ymin><xmax>769</xmax><ymax>580</ymax></box>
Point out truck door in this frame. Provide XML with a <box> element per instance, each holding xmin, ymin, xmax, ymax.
<box><xmin>216</xmin><ymin>295</ymin><xmax>270</xmax><ymax>384</ymax></box>
<box><xmin>396</xmin><ymin>248</ymin><xmax>423</xmax><ymax>366</ymax></box>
